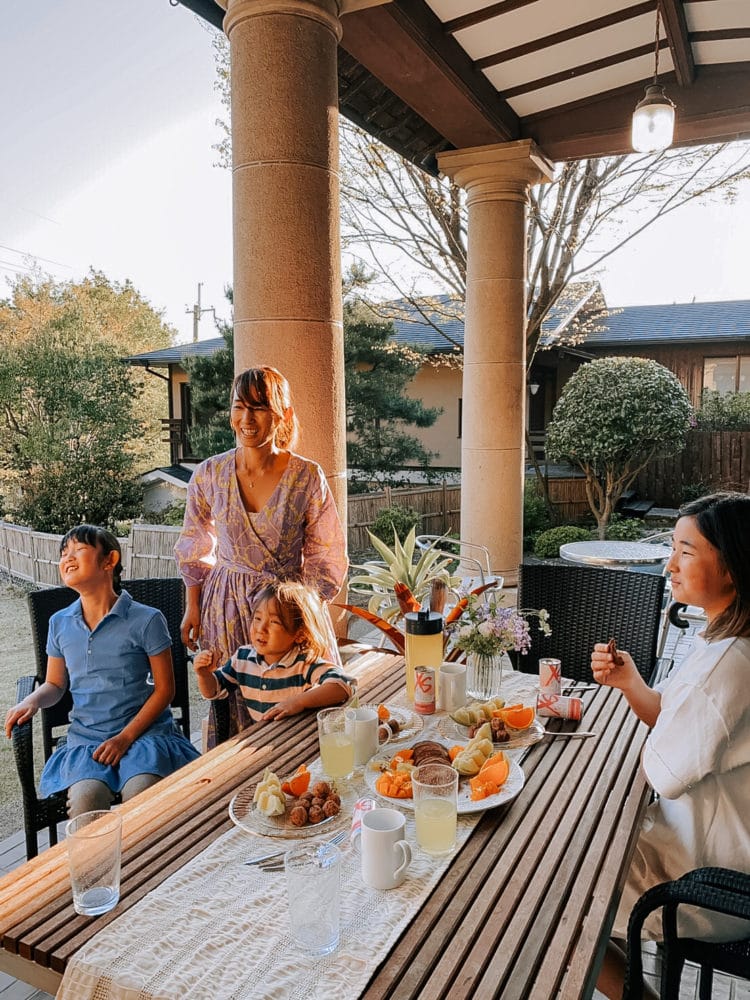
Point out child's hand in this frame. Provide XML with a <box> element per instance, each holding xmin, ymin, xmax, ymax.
<box><xmin>193</xmin><ymin>650</ymin><xmax>216</xmax><ymax>673</ymax></box>
<box><xmin>92</xmin><ymin>734</ymin><xmax>132</xmax><ymax>767</ymax></box>
<box><xmin>4</xmin><ymin>700</ymin><xmax>37</xmax><ymax>739</ymax></box>
<box><xmin>590</xmin><ymin>643</ymin><xmax>639</xmax><ymax>690</ymax></box>
<box><xmin>261</xmin><ymin>696</ymin><xmax>307</xmax><ymax>721</ymax></box>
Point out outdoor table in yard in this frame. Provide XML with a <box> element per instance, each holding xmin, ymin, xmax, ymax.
<box><xmin>560</xmin><ymin>539</ymin><xmax>672</xmax><ymax>567</ymax></box>
<box><xmin>0</xmin><ymin>651</ymin><xmax>650</xmax><ymax>999</ymax></box>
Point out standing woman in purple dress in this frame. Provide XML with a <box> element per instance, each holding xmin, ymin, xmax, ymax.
<box><xmin>175</xmin><ymin>366</ymin><xmax>348</xmax><ymax>745</ymax></box>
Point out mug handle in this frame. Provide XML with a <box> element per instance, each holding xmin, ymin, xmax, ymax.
<box><xmin>377</xmin><ymin>722</ymin><xmax>392</xmax><ymax>751</ymax></box>
<box><xmin>394</xmin><ymin>840</ymin><xmax>411</xmax><ymax>880</ymax></box>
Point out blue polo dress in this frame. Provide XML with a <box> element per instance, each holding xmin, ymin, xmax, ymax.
<box><xmin>39</xmin><ymin>590</ymin><xmax>200</xmax><ymax>797</ymax></box>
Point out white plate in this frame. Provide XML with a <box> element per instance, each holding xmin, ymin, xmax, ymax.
<box><xmin>361</xmin><ymin>704</ymin><xmax>425</xmax><ymax>745</ymax></box>
<box><xmin>364</xmin><ymin>744</ymin><xmax>525</xmax><ymax>815</ymax></box>
<box><xmin>438</xmin><ymin>715</ymin><xmax>546</xmax><ymax>751</ymax></box>
<box><xmin>229</xmin><ymin>783</ymin><xmax>351</xmax><ymax>839</ymax></box>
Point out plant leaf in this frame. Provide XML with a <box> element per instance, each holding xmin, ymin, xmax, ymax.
<box><xmin>334</xmin><ymin>604</ymin><xmax>406</xmax><ymax>653</ymax></box>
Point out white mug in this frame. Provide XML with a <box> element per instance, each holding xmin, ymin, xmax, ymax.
<box><xmin>361</xmin><ymin>808</ymin><xmax>412</xmax><ymax>890</ymax></box>
<box><xmin>345</xmin><ymin>707</ymin><xmax>390</xmax><ymax>766</ymax></box>
<box><xmin>439</xmin><ymin>661</ymin><xmax>467</xmax><ymax>713</ymax></box>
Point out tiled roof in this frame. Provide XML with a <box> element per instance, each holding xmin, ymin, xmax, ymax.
<box><xmin>123</xmin><ymin>299</ymin><xmax>750</xmax><ymax>367</ymax></box>
<box><xmin>124</xmin><ymin>337</ymin><xmax>226</xmax><ymax>366</ymax></box>
<box><xmin>583</xmin><ymin>300</ymin><xmax>750</xmax><ymax>345</ymax></box>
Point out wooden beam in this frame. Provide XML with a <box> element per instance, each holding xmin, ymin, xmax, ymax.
<box><xmin>523</xmin><ymin>65</ymin><xmax>750</xmax><ymax>161</ymax></box>
<box><xmin>659</xmin><ymin>0</ymin><xmax>695</xmax><ymax>86</ymax></box>
<box><xmin>340</xmin><ymin>0</ymin><xmax>519</xmax><ymax>149</ymax></box>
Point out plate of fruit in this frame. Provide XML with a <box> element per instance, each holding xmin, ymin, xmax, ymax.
<box><xmin>229</xmin><ymin>765</ymin><xmax>351</xmax><ymax>838</ymax></box>
<box><xmin>438</xmin><ymin>698</ymin><xmax>545</xmax><ymax>750</ymax></box>
<box><xmin>365</xmin><ymin>731</ymin><xmax>525</xmax><ymax>815</ymax></box>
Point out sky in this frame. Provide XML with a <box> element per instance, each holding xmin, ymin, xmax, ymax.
<box><xmin>2</xmin><ymin>0</ymin><xmax>749</xmax><ymax>348</ymax></box>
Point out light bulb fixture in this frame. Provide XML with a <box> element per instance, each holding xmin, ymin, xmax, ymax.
<box><xmin>631</xmin><ymin>6</ymin><xmax>675</xmax><ymax>153</ymax></box>
<box><xmin>528</xmin><ymin>383</ymin><xmax>540</xmax><ymax>396</ymax></box>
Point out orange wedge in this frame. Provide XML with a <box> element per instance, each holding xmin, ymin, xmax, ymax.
<box><xmin>477</xmin><ymin>752</ymin><xmax>510</xmax><ymax>787</ymax></box>
<box><xmin>377</xmin><ymin>704</ymin><xmax>390</xmax><ymax>722</ymax></box>
<box><xmin>281</xmin><ymin>764</ymin><xmax>311</xmax><ymax>797</ymax></box>
<box><xmin>499</xmin><ymin>705</ymin><xmax>536</xmax><ymax>730</ymax></box>
<box><xmin>448</xmin><ymin>745</ymin><xmax>465</xmax><ymax>762</ymax></box>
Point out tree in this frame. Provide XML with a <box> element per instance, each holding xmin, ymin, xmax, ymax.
<box><xmin>339</xmin><ymin>122</ymin><xmax>750</xmax><ymax>362</ymax></box>
<box><xmin>344</xmin><ymin>297</ymin><xmax>441</xmax><ymax>490</ymax></box>
<box><xmin>182</xmin><ymin>292</ymin><xmax>235</xmax><ymax>458</ymax></box>
<box><xmin>0</xmin><ymin>270</ymin><xmax>174</xmax><ymax>472</ymax></box>
<box><xmin>545</xmin><ymin>357</ymin><xmax>691</xmax><ymax>537</ymax></box>
<box><xmin>0</xmin><ymin>326</ymin><xmax>144</xmax><ymax>532</ymax></box>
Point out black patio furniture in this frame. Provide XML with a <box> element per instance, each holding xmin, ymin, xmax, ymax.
<box><xmin>514</xmin><ymin>562</ymin><xmax>666</xmax><ymax>683</ymax></box>
<box><xmin>623</xmin><ymin>867</ymin><xmax>750</xmax><ymax>999</ymax></box>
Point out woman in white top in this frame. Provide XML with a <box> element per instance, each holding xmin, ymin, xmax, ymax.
<box><xmin>593</xmin><ymin>491</ymin><xmax>750</xmax><ymax>999</ymax></box>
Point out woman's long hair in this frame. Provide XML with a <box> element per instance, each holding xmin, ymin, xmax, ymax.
<box><xmin>253</xmin><ymin>581</ymin><xmax>329</xmax><ymax>660</ymax></box>
<box><xmin>231</xmin><ymin>367</ymin><xmax>299</xmax><ymax>451</ymax></box>
<box><xmin>59</xmin><ymin>524</ymin><xmax>123</xmax><ymax>593</ymax></box>
<box><xmin>679</xmin><ymin>492</ymin><xmax>750</xmax><ymax>640</ymax></box>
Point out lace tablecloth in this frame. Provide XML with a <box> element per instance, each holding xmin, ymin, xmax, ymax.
<box><xmin>57</xmin><ymin>673</ymin><xmax>541</xmax><ymax>1000</ymax></box>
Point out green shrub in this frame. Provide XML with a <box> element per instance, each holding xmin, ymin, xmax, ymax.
<box><xmin>533</xmin><ymin>525</ymin><xmax>591</xmax><ymax>559</ymax></box>
<box><xmin>140</xmin><ymin>501</ymin><xmax>187</xmax><ymax>527</ymax></box>
<box><xmin>524</xmin><ymin>481</ymin><xmax>552</xmax><ymax>536</ymax></box>
<box><xmin>694</xmin><ymin>390</ymin><xmax>750</xmax><ymax>431</ymax></box>
<box><xmin>603</xmin><ymin>515</ymin><xmax>644</xmax><ymax>541</ymax></box>
<box><xmin>681</xmin><ymin>481</ymin><xmax>710</xmax><ymax>504</ymax></box>
<box><xmin>370</xmin><ymin>504</ymin><xmax>422</xmax><ymax>544</ymax></box>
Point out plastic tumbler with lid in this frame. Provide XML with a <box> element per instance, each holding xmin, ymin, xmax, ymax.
<box><xmin>404</xmin><ymin>610</ymin><xmax>443</xmax><ymax>702</ymax></box>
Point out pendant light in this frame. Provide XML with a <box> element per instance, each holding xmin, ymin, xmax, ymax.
<box><xmin>631</xmin><ymin>5</ymin><xmax>675</xmax><ymax>153</ymax></box>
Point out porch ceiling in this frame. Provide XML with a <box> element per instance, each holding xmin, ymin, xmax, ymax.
<box><xmin>180</xmin><ymin>0</ymin><xmax>750</xmax><ymax>173</ymax></box>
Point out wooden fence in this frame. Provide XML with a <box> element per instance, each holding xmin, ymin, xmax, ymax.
<box><xmin>635</xmin><ymin>430</ymin><xmax>750</xmax><ymax>507</ymax></box>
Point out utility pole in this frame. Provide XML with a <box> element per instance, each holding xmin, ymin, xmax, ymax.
<box><xmin>186</xmin><ymin>283</ymin><xmax>216</xmax><ymax>342</ymax></box>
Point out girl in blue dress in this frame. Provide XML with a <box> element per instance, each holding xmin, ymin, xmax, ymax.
<box><xmin>4</xmin><ymin>525</ymin><xmax>199</xmax><ymax>817</ymax></box>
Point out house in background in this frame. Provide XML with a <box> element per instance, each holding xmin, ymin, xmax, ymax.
<box><xmin>126</xmin><ymin>296</ymin><xmax>750</xmax><ymax>506</ymax></box>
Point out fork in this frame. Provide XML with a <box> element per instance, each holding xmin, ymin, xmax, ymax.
<box><xmin>244</xmin><ymin>829</ymin><xmax>347</xmax><ymax>868</ymax></box>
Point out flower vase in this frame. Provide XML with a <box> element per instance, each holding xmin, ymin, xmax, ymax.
<box><xmin>466</xmin><ymin>651</ymin><xmax>509</xmax><ymax>702</ymax></box>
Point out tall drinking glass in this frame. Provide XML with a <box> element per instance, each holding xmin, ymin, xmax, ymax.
<box><xmin>285</xmin><ymin>842</ymin><xmax>341</xmax><ymax>956</ymax></box>
<box><xmin>66</xmin><ymin>810</ymin><xmax>122</xmax><ymax>916</ymax></box>
<box><xmin>317</xmin><ymin>707</ymin><xmax>355</xmax><ymax>779</ymax></box>
<box><xmin>412</xmin><ymin>763</ymin><xmax>458</xmax><ymax>856</ymax></box>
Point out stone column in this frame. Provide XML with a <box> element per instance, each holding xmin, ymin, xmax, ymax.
<box><xmin>224</xmin><ymin>0</ymin><xmax>347</xmax><ymax>523</ymax></box>
<box><xmin>438</xmin><ymin>140</ymin><xmax>554</xmax><ymax>586</ymax></box>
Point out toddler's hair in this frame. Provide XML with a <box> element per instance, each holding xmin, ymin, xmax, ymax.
<box><xmin>60</xmin><ymin>525</ymin><xmax>123</xmax><ymax>593</ymax></box>
<box><xmin>253</xmin><ymin>581</ymin><xmax>330</xmax><ymax>659</ymax></box>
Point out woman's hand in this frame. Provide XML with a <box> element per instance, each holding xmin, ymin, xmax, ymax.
<box><xmin>92</xmin><ymin>733</ymin><xmax>133</xmax><ymax>767</ymax></box>
<box><xmin>4</xmin><ymin>700</ymin><xmax>38</xmax><ymax>739</ymax></box>
<box><xmin>591</xmin><ymin>643</ymin><xmax>640</xmax><ymax>691</ymax></box>
<box><xmin>180</xmin><ymin>607</ymin><xmax>201</xmax><ymax>651</ymax></box>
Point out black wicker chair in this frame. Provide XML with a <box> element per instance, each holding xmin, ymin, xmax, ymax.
<box><xmin>623</xmin><ymin>868</ymin><xmax>750</xmax><ymax>999</ymax></box>
<box><xmin>513</xmin><ymin>562</ymin><xmax>666</xmax><ymax>683</ymax></box>
<box><xmin>11</xmin><ymin>577</ymin><xmax>194</xmax><ymax>860</ymax></box>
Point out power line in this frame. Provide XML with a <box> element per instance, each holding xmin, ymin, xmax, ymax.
<box><xmin>0</xmin><ymin>242</ymin><xmax>72</xmax><ymax>270</ymax></box>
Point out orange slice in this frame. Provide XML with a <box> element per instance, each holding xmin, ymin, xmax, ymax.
<box><xmin>448</xmin><ymin>745</ymin><xmax>465</xmax><ymax>762</ymax></box>
<box><xmin>499</xmin><ymin>705</ymin><xmax>536</xmax><ymax>730</ymax></box>
<box><xmin>377</xmin><ymin>704</ymin><xmax>390</xmax><ymax>722</ymax></box>
<box><xmin>281</xmin><ymin>764</ymin><xmax>311</xmax><ymax>797</ymax></box>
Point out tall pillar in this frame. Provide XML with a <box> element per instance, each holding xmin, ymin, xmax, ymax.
<box><xmin>224</xmin><ymin>0</ymin><xmax>347</xmax><ymax>522</ymax></box>
<box><xmin>438</xmin><ymin>140</ymin><xmax>554</xmax><ymax>586</ymax></box>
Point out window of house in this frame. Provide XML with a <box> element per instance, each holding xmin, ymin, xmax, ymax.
<box><xmin>703</xmin><ymin>356</ymin><xmax>749</xmax><ymax>394</ymax></box>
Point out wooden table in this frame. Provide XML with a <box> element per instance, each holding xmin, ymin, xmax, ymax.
<box><xmin>0</xmin><ymin>652</ymin><xmax>650</xmax><ymax>999</ymax></box>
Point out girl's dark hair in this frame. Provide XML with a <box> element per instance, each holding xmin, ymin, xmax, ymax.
<box><xmin>252</xmin><ymin>581</ymin><xmax>329</xmax><ymax>659</ymax></box>
<box><xmin>231</xmin><ymin>366</ymin><xmax>300</xmax><ymax>450</ymax></box>
<box><xmin>59</xmin><ymin>525</ymin><xmax>123</xmax><ymax>593</ymax></box>
<box><xmin>678</xmin><ymin>491</ymin><xmax>750</xmax><ymax>640</ymax></box>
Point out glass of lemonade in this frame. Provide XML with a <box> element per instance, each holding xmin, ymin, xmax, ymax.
<box><xmin>317</xmin><ymin>707</ymin><xmax>355</xmax><ymax>779</ymax></box>
<box><xmin>412</xmin><ymin>763</ymin><xmax>458</xmax><ymax>856</ymax></box>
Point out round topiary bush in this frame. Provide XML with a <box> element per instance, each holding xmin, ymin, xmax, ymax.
<box><xmin>604</xmin><ymin>516</ymin><xmax>644</xmax><ymax>541</ymax></box>
<box><xmin>370</xmin><ymin>504</ymin><xmax>422</xmax><ymax>544</ymax></box>
<box><xmin>533</xmin><ymin>525</ymin><xmax>592</xmax><ymax>559</ymax></box>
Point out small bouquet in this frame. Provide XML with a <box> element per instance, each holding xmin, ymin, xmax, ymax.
<box><xmin>447</xmin><ymin>592</ymin><xmax>551</xmax><ymax>659</ymax></box>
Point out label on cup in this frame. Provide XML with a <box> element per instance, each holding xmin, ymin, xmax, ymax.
<box><xmin>536</xmin><ymin>692</ymin><xmax>583</xmax><ymax>720</ymax></box>
<box><xmin>538</xmin><ymin>657</ymin><xmax>562</xmax><ymax>695</ymax></box>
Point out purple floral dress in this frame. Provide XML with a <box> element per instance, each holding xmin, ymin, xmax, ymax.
<box><xmin>175</xmin><ymin>450</ymin><xmax>348</xmax><ymax>742</ymax></box>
